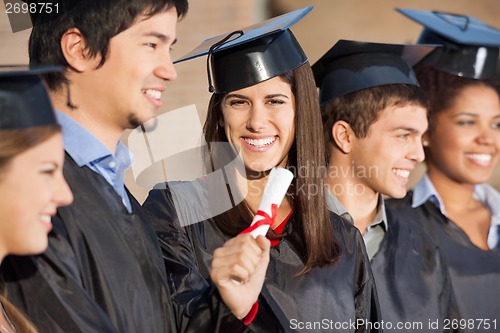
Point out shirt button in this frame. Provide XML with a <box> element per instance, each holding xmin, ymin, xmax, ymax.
<box><xmin>108</xmin><ymin>161</ymin><xmax>117</xmax><ymax>168</ymax></box>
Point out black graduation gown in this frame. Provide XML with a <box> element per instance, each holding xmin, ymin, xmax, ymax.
<box><xmin>0</xmin><ymin>155</ymin><xmax>242</xmax><ymax>333</ymax></box>
<box><xmin>387</xmin><ymin>193</ymin><xmax>500</xmax><ymax>333</ymax></box>
<box><xmin>370</xmin><ymin>208</ymin><xmax>461</xmax><ymax>332</ymax></box>
<box><xmin>144</xmin><ymin>182</ymin><xmax>382</xmax><ymax>333</ymax></box>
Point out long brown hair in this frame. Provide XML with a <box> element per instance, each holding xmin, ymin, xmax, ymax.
<box><xmin>0</xmin><ymin>295</ymin><xmax>38</xmax><ymax>333</ymax></box>
<box><xmin>203</xmin><ymin>62</ymin><xmax>342</xmax><ymax>274</ymax></box>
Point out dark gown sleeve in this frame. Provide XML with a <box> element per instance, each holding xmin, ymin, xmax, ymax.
<box><xmin>143</xmin><ymin>185</ymin><xmax>252</xmax><ymax>332</ymax></box>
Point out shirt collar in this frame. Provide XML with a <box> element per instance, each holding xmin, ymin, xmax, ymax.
<box><xmin>412</xmin><ymin>173</ymin><xmax>447</xmax><ymax>216</ymax></box>
<box><xmin>56</xmin><ymin>110</ymin><xmax>132</xmax><ymax>168</ymax></box>
<box><xmin>413</xmin><ymin>173</ymin><xmax>500</xmax><ymax>249</ymax></box>
<box><xmin>474</xmin><ymin>184</ymin><xmax>500</xmax><ymax>248</ymax></box>
<box><xmin>372</xmin><ymin>195</ymin><xmax>388</xmax><ymax>232</ymax></box>
<box><xmin>412</xmin><ymin>173</ymin><xmax>500</xmax><ymax>223</ymax></box>
<box><xmin>325</xmin><ymin>189</ymin><xmax>388</xmax><ymax>231</ymax></box>
<box><xmin>474</xmin><ymin>183</ymin><xmax>500</xmax><ymax>222</ymax></box>
<box><xmin>325</xmin><ymin>189</ymin><xmax>349</xmax><ymax>216</ymax></box>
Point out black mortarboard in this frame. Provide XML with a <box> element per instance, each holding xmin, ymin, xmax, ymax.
<box><xmin>397</xmin><ymin>8</ymin><xmax>500</xmax><ymax>79</ymax></box>
<box><xmin>312</xmin><ymin>40</ymin><xmax>436</xmax><ymax>104</ymax></box>
<box><xmin>175</xmin><ymin>6</ymin><xmax>313</xmax><ymax>93</ymax></box>
<box><xmin>0</xmin><ymin>67</ymin><xmax>58</xmax><ymax>130</ymax></box>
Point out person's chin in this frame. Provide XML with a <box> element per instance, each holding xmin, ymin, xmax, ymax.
<box><xmin>378</xmin><ymin>181</ymin><xmax>402</xmax><ymax>199</ymax></box>
<box><xmin>127</xmin><ymin>112</ymin><xmax>157</xmax><ymax>131</ymax></box>
<box><xmin>245</xmin><ymin>163</ymin><xmax>274</xmax><ymax>178</ymax></box>
<box><xmin>15</xmin><ymin>241</ymin><xmax>48</xmax><ymax>256</ymax></box>
<box><xmin>387</xmin><ymin>186</ymin><xmax>407</xmax><ymax>199</ymax></box>
<box><xmin>140</xmin><ymin>116</ymin><xmax>158</xmax><ymax>132</ymax></box>
<box><xmin>469</xmin><ymin>174</ymin><xmax>492</xmax><ymax>185</ymax></box>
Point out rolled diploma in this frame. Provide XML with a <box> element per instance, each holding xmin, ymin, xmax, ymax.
<box><xmin>248</xmin><ymin>167</ymin><xmax>294</xmax><ymax>238</ymax></box>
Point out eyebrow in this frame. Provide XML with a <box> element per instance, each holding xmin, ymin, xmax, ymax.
<box><xmin>224</xmin><ymin>93</ymin><xmax>290</xmax><ymax>100</ymax></box>
<box><xmin>390</xmin><ymin>126</ymin><xmax>427</xmax><ymax>135</ymax></box>
<box><xmin>393</xmin><ymin>127</ymin><xmax>423</xmax><ymax>134</ymax></box>
<box><xmin>142</xmin><ymin>31</ymin><xmax>177</xmax><ymax>45</ymax></box>
<box><xmin>266</xmin><ymin>93</ymin><xmax>290</xmax><ymax>99</ymax></box>
<box><xmin>453</xmin><ymin>112</ymin><xmax>500</xmax><ymax>120</ymax></box>
<box><xmin>454</xmin><ymin>112</ymin><xmax>479</xmax><ymax>117</ymax></box>
<box><xmin>39</xmin><ymin>161</ymin><xmax>59</xmax><ymax>169</ymax></box>
<box><xmin>225</xmin><ymin>93</ymin><xmax>247</xmax><ymax>100</ymax></box>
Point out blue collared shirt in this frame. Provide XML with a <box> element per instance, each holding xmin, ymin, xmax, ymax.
<box><xmin>56</xmin><ymin>111</ymin><xmax>132</xmax><ymax>212</ymax></box>
<box><xmin>326</xmin><ymin>189</ymin><xmax>388</xmax><ymax>259</ymax></box>
<box><xmin>412</xmin><ymin>173</ymin><xmax>500</xmax><ymax>249</ymax></box>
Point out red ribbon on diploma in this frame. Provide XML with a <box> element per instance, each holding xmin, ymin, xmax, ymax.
<box><xmin>238</xmin><ymin>203</ymin><xmax>278</xmax><ymax>236</ymax></box>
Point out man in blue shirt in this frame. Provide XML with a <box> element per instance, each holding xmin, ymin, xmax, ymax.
<box><xmin>1</xmin><ymin>1</ymin><xmax>269</xmax><ymax>332</ymax></box>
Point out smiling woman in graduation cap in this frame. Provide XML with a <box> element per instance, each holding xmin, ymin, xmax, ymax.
<box><xmin>387</xmin><ymin>8</ymin><xmax>500</xmax><ymax>330</ymax></box>
<box><xmin>144</xmin><ymin>6</ymin><xmax>381</xmax><ymax>332</ymax></box>
<box><xmin>0</xmin><ymin>68</ymin><xmax>73</xmax><ymax>333</ymax></box>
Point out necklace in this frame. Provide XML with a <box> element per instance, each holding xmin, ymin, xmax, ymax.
<box><xmin>0</xmin><ymin>303</ymin><xmax>16</xmax><ymax>333</ymax></box>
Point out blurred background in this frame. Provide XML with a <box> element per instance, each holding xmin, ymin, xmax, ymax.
<box><xmin>2</xmin><ymin>0</ymin><xmax>500</xmax><ymax>202</ymax></box>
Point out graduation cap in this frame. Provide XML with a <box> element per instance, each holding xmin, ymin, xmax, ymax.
<box><xmin>175</xmin><ymin>6</ymin><xmax>313</xmax><ymax>93</ymax></box>
<box><xmin>312</xmin><ymin>39</ymin><xmax>436</xmax><ymax>104</ymax></box>
<box><xmin>0</xmin><ymin>67</ymin><xmax>59</xmax><ymax>130</ymax></box>
<box><xmin>397</xmin><ymin>8</ymin><xmax>500</xmax><ymax>79</ymax></box>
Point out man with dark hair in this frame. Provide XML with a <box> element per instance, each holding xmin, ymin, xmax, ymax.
<box><xmin>313</xmin><ymin>40</ymin><xmax>459</xmax><ymax>332</ymax></box>
<box><xmin>313</xmin><ymin>40</ymin><xmax>430</xmax><ymax>255</ymax></box>
<box><xmin>1</xmin><ymin>1</ymin><xmax>269</xmax><ymax>332</ymax></box>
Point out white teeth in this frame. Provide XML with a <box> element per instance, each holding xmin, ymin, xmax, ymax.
<box><xmin>40</xmin><ymin>215</ymin><xmax>51</xmax><ymax>223</ymax></box>
<box><xmin>244</xmin><ymin>137</ymin><xmax>276</xmax><ymax>147</ymax></box>
<box><xmin>144</xmin><ymin>89</ymin><xmax>161</xmax><ymax>99</ymax></box>
<box><xmin>465</xmin><ymin>154</ymin><xmax>492</xmax><ymax>162</ymax></box>
<box><xmin>392</xmin><ymin>169</ymin><xmax>410</xmax><ymax>178</ymax></box>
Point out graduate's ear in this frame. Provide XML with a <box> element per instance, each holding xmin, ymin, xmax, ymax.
<box><xmin>332</xmin><ymin>120</ymin><xmax>354</xmax><ymax>154</ymax></box>
<box><xmin>60</xmin><ymin>28</ymin><xmax>97</xmax><ymax>72</ymax></box>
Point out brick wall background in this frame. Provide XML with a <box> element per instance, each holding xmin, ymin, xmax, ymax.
<box><xmin>1</xmin><ymin>0</ymin><xmax>499</xmax><ymax>202</ymax></box>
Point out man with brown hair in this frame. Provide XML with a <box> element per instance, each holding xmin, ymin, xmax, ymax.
<box><xmin>313</xmin><ymin>40</ymin><xmax>458</xmax><ymax>332</ymax></box>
